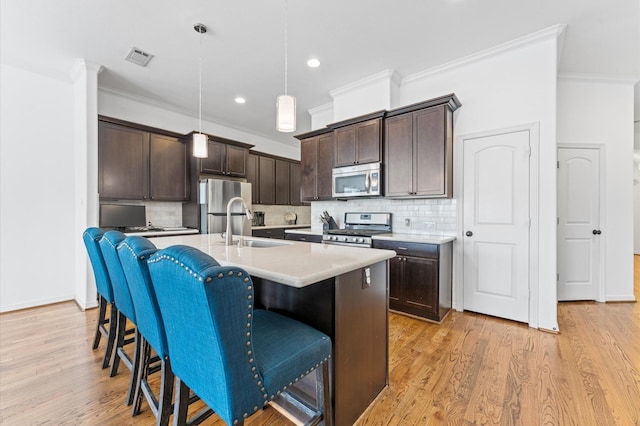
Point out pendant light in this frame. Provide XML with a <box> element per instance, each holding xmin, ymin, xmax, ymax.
<box><xmin>276</xmin><ymin>0</ymin><xmax>296</xmax><ymax>132</ymax></box>
<box><xmin>193</xmin><ymin>23</ymin><xmax>208</xmax><ymax>158</ymax></box>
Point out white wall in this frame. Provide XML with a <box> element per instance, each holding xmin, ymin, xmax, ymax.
<box><xmin>635</xmin><ymin>121</ymin><xmax>640</xmax><ymax>255</ymax></box>
<box><xmin>330</xmin><ymin>70</ymin><xmax>400</xmax><ymax>122</ymax></box>
<box><xmin>0</xmin><ymin>64</ymin><xmax>76</xmax><ymax>311</ymax></box>
<box><xmin>99</xmin><ymin>90</ymin><xmax>301</xmax><ymax>160</ymax></box>
<box><xmin>0</xmin><ymin>65</ymin><xmax>299</xmax><ymax>313</ymax></box>
<box><xmin>400</xmin><ymin>33</ymin><xmax>559</xmax><ymax>330</ymax></box>
<box><xmin>557</xmin><ymin>78</ymin><xmax>636</xmax><ymax>300</ymax></box>
<box><xmin>309</xmin><ymin>28</ymin><xmax>561</xmax><ymax>329</ymax></box>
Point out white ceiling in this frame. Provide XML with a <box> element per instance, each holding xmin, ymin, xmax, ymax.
<box><xmin>1</xmin><ymin>0</ymin><xmax>639</xmax><ymax>146</ymax></box>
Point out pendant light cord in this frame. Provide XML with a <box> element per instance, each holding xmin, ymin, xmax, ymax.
<box><xmin>198</xmin><ymin>31</ymin><xmax>203</xmax><ymax>134</ymax></box>
<box><xmin>284</xmin><ymin>0</ymin><xmax>288</xmax><ymax>96</ymax></box>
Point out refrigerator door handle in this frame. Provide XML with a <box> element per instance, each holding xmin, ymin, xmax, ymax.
<box><xmin>199</xmin><ymin>181</ymin><xmax>208</xmax><ymax>204</ymax></box>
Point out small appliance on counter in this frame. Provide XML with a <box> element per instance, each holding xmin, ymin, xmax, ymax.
<box><xmin>284</xmin><ymin>212</ymin><xmax>297</xmax><ymax>225</ymax></box>
<box><xmin>253</xmin><ymin>211</ymin><xmax>265</xmax><ymax>226</ymax></box>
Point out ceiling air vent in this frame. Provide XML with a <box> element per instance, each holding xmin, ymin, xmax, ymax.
<box><xmin>125</xmin><ymin>47</ymin><xmax>154</xmax><ymax>67</ymax></box>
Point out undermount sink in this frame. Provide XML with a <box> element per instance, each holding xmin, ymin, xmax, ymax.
<box><xmin>238</xmin><ymin>239</ymin><xmax>291</xmax><ymax>248</ymax></box>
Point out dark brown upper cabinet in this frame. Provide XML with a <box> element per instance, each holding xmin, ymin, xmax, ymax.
<box><xmin>148</xmin><ymin>133</ymin><xmax>189</xmax><ymax>201</ymax></box>
<box><xmin>199</xmin><ymin>139</ymin><xmax>249</xmax><ymax>178</ymax></box>
<box><xmin>295</xmin><ymin>128</ymin><xmax>335</xmax><ymax>201</ymax></box>
<box><xmin>246</xmin><ymin>153</ymin><xmax>260</xmax><ymax>204</ymax></box>
<box><xmin>330</xmin><ymin>112</ymin><xmax>385</xmax><ymax>167</ymax></box>
<box><xmin>247</xmin><ymin>152</ymin><xmax>301</xmax><ymax>205</ymax></box>
<box><xmin>258</xmin><ymin>156</ymin><xmax>276</xmax><ymax>205</ymax></box>
<box><xmin>275</xmin><ymin>158</ymin><xmax>290</xmax><ymax>205</ymax></box>
<box><xmin>384</xmin><ymin>94</ymin><xmax>461</xmax><ymax>198</ymax></box>
<box><xmin>98</xmin><ymin>119</ymin><xmax>188</xmax><ymax>202</ymax></box>
<box><xmin>289</xmin><ymin>162</ymin><xmax>301</xmax><ymax>206</ymax></box>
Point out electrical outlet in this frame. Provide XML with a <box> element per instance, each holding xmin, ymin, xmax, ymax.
<box><xmin>404</xmin><ymin>218</ymin><xmax>411</xmax><ymax>227</ymax></box>
<box><xmin>423</xmin><ymin>221</ymin><xmax>436</xmax><ymax>231</ymax></box>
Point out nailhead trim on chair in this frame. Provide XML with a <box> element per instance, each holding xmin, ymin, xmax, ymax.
<box><xmin>150</xmin><ymin>253</ymin><xmax>332</xmax><ymax>425</ymax></box>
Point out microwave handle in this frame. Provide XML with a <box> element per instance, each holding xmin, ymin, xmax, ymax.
<box><xmin>366</xmin><ymin>172</ymin><xmax>371</xmax><ymax>192</ymax></box>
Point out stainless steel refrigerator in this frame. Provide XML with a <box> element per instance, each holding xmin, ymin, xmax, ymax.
<box><xmin>199</xmin><ymin>179</ymin><xmax>252</xmax><ymax>236</ymax></box>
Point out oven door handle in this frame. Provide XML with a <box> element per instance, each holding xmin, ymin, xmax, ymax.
<box><xmin>322</xmin><ymin>241</ymin><xmax>369</xmax><ymax>248</ymax></box>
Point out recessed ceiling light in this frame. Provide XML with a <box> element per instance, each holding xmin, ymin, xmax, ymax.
<box><xmin>235</xmin><ymin>97</ymin><xmax>246</xmax><ymax>104</ymax></box>
<box><xmin>307</xmin><ymin>58</ymin><xmax>320</xmax><ymax>68</ymax></box>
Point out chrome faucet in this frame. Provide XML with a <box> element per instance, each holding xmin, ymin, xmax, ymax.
<box><xmin>225</xmin><ymin>197</ymin><xmax>253</xmax><ymax>245</ymax></box>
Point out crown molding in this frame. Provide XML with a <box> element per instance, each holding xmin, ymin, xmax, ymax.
<box><xmin>98</xmin><ymin>87</ymin><xmax>300</xmax><ymax>147</ymax></box>
<box><xmin>99</xmin><ymin>86</ymin><xmax>191</xmax><ymax>116</ymax></box>
<box><xmin>558</xmin><ymin>72</ymin><xmax>640</xmax><ymax>85</ymax></box>
<box><xmin>329</xmin><ymin>69</ymin><xmax>402</xmax><ymax>98</ymax></box>
<box><xmin>404</xmin><ymin>24</ymin><xmax>567</xmax><ymax>84</ymax></box>
<box><xmin>308</xmin><ymin>102</ymin><xmax>333</xmax><ymax>116</ymax></box>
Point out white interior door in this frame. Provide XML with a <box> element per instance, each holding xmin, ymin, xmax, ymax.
<box><xmin>557</xmin><ymin>147</ymin><xmax>600</xmax><ymax>301</ymax></box>
<box><xmin>463</xmin><ymin>130</ymin><xmax>530</xmax><ymax>323</ymax></box>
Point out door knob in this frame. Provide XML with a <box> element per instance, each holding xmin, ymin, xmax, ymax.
<box><xmin>465</xmin><ymin>231</ymin><xmax>473</xmax><ymax>237</ymax></box>
<box><xmin>592</xmin><ymin>229</ymin><xmax>602</xmax><ymax>235</ymax></box>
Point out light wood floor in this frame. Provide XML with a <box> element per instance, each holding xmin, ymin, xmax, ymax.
<box><xmin>2</xmin><ymin>257</ymin><xmax>639</xmax><ymax>425</ymax></box>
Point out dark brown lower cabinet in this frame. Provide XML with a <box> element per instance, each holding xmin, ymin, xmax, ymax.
<box><xmin>251</xmin><ymin>227</ymin><xmax>285</xmax><ymax>239</ymax></box>
<box><xmin>284</xmin><ymin>232</ymin><xmax>322</xmax><ymax>243</ymax></box>
<box><xmin>373</xmin><ymin>239</ymin><xmax>452</xmax><ymax>322</ymax></box>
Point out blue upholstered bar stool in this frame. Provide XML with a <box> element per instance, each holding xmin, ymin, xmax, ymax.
<box><xmin>117</xmin><ymin>237</ymin><xmax>212</xmax><ymax>426</ymax></box>
<box><xmin>117</xmin><ymin>236</ymin><xmax>172</xmax><ymax>424</ymax></box>
<box><xmin>99</xmin><ymin>230</ymin><xmax>140</xmax><ymax>406</ymax></box>
<box><xmin>82</xmin><ymin>227</ymin><xmax>118</xmax><ymax>369</ymax></box>
<box><xmin>148</xmin><ymin>245</ymin><xmax>333</xmax><ymax>426</ymax></box>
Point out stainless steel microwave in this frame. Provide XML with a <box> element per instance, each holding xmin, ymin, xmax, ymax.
<box><xmin>332</xmin><ymin>163</ymin><xmax>381</xmax><ymax>198</ymax></box>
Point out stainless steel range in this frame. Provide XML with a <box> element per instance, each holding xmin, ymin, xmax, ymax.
<box><xmin>322</xmin><ymin>212</ymin><xmax>392</xmax><ymax>247</ymax></box>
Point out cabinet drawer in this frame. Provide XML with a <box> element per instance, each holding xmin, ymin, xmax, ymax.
<box><xmin>372</xmin><ymin>240</ymin><xmax>438</xmax><ymax>259</ymax></box>
<box><xmin>284</xmin><ymin>233</ymin><xmax>322</xmax><ymax>243</ymax></box>
<box><xmin>252</xmin><ymin>228</ymin><xmax>285</xmax><ymax>239</ymax></box>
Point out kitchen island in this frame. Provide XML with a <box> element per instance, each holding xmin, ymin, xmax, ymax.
<box><xmin>148</xmin><ymin>234</ymin><xmax>396</xmax><ymax>426</ymax></box>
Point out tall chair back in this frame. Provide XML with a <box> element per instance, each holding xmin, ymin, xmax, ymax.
<box><xmin>117</xmin><ymin>236</ymin><xmax>166</xmax><ymax>358</ymax></box>
<box><xmin>82</xmin><ymin>227</ymin><xmax>118</xmax><ymax>369</ymax></box>
<box><xmin>99</xmin><ymin>229</ymin><xmax>140</xmax><ymax>405</ymax></box>
<box><xmin>83</xmin><ymin>227</ymin><xmax>114</xmax><ymax>303</ymax></box>
<box><xmin>118</xmin><ymin>236</ymin><xmax>178</xmax><ymax>424</ymax></box>
<box><xmin>149</xmin><ymin>245</ymin><xmax>332</xmax><ymax>426</ymax></box>
<box><xmin>100</xmin><ymin>230</ymin><xmax>136</xmax><ymax>324</ymax></box>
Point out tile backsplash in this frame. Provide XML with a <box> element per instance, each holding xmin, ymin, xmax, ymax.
<box><xmin>252</xmin><ymin>205</ymin><xmax>311</xmax><ymax>227</ymax></box>
<box><xmin>310</xmin><ymin>198</ymin><xmax>457</xmax><ymax>235</ymax></box>
<box><xmin>101</xmin><ymin>198</ymin><xmax>455</xmax><ymax>234</ymax></box>
<box><xmin>100</xmin><ymin>201</ymin><xmax>312</xmax><ymax>228</ymax></box>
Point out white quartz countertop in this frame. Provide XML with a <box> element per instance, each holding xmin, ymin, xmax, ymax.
<box><xmin>373</xmin><ymin>233</ymin><xmax>456</xmax><ymax>245</ymax></box>
<box><xmin>284</xmin><ymin>228</ymin><xmax>456</xmax><ymax>244</ymax></box>
<box><xmin>147</xmin><ymin>234</ymin><xmax>396</xmax><ymax>288</ymax></box>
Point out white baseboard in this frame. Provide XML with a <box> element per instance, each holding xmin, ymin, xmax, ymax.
<box><xmin>0</xmin><ymin>295</ymin><xmax>76</xmax><ymax>313</ymax></box>
<box><xmin>605</xmin><ymin>294</ymin><xmax>637</xmax><ymax>302</ymax></box>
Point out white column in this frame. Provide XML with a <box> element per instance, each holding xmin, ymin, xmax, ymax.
<box><xmin>71</xmin><ymin>59</ymin><xmax>103</xmax><ymax>310</ymax></box>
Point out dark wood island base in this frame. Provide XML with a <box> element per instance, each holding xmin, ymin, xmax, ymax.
<box><xmin>252</xmin><ymin>260</ymin><xmax>389</xmax><ymax>426</ymax></box>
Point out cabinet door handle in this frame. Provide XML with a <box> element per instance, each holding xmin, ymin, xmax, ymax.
<box><xmin>592</xmin><ymin>229</ymin><xmax>602</xmax><ymax>235</ymax></box>
<box><xmin>465</xmin><ymin>231</ymin><xmax>473</xmax><ymax>237</ymax></box>
<box><xmin>397</xmin><ymin>246</ymin><xmax>408</xmax><ymax>250</ymax></box>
